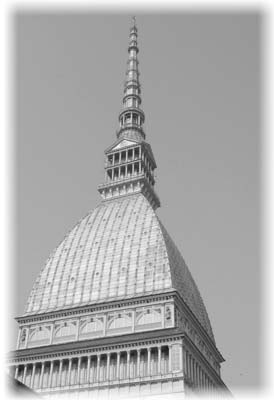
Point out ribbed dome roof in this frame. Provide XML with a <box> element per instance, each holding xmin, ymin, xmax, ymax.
<box><xmin>25</xmin><ymin>194</ymin><xmax>214</xmax><ymax>342</ymax></box>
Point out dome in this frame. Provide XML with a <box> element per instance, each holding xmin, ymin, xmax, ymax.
<box><xmin>25</xmin><ymin>194</ymin><xmax>214</xmax><ymax>342</ymax></box>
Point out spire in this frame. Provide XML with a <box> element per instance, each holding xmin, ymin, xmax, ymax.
<box><xmin>117</xmin><ymin>17</ymin><xmax>146</xmax><ymax>142</ymax></box>
<box><xmin>98</xmin><ymin>19</ymin><xmax>160</xmax><ymax>210</ymax></box>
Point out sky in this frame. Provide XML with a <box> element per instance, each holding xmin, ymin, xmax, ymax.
<box><xmin>12</xmin><ymin>11</ymin><xmax>261</xmax><ymax>393</ymax></box>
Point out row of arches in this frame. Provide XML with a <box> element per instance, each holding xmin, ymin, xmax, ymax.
<box><xmin>24</xmin><ymin>308</ymin><xmax>163</xmax><ymax>348</ymax></box>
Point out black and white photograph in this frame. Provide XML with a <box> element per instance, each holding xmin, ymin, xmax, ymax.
<box><xmin>2</xmin><ymin>3</ymin><xmax>266</xmax><ymax>399</ymax></box>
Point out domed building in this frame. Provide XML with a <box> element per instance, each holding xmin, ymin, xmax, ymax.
<box><xmin>8</xmin><ymin>18</ymin><xmax>229</xmax><ymax>397</ymax></box>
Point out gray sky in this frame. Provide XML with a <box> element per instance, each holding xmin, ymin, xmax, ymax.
<box><xmin>13</xmin><ymin>11</ymin><xmax>261</xmax><ymax>392</ymax></box>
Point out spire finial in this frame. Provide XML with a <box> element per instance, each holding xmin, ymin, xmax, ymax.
<box><xmin>115</xmin><ymin>17</ymin><xmax>145</xmax><ymax>142</ymax></box>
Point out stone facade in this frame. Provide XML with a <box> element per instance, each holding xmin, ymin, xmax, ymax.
<box><xmin>8</xmin><ymin>293</ymin><xmax>227</xmax><ymax>396</ymax></box>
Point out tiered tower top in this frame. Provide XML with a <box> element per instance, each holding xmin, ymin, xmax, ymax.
<box><xmin>98</xmin><ymin>18</ymin><xmax>160</xmax><ymax>210</ymax></box>
<box><xmin>117</xmin><ymin>17</ymin><xmax>145</xmax><ymax>142</ymax></box>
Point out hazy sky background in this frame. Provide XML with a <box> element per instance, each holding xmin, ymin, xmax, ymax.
<box><xmin>13</xmin><ymin>11</ymin><xmax>261</xmax><ymax>393</ymax></box>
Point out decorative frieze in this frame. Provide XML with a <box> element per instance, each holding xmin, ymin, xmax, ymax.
<box><xmin>17</xmin><ymin>301</ymin><xmax>175</xmax><ymax>350</ymax></box>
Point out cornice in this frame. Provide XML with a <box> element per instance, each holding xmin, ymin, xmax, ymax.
<box><xmin>7</xmin><ymin>327</ymin><xmax>184</xmax><ymax>363</ymax></box>
<box><xmin>15</xmin><ymin>291</ymin><xmax>176</xmax><ymax>325</ymax></box>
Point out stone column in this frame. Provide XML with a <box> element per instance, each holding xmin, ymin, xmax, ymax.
<box><xmin>137</xmin><ymin>349</ymin><xmax>140</xmax><ymax>378</ymax></box>
<box><xmin>30</xmin><ymin>363</ymin><xmax>36</xmax><ymax>388</ymax></box>
<box><xmin>67</xmin><ymin>359</ymin><xmax>72</xmax><ymax>386</ymax></box>
<box><xmin>39</xmin><ymin>362</ymin><xmax>45</xmax><ymax>389</ymax></box>
<box><xmin>168</xmin><ymin>345</ymin><xmax>172</xmax><ymax>373</ymax></box>
<box><xmin>96</xmin><ymin>354</ymin><xmax>100</xmax><ymax>382</ymax></box>
<box><xmin>127</xmin><ymin>351</ymin><xmax>130</xmax><ymax>379</ymax></box>
<box><xmin>147</xmin><ymin>348</ymin><xmax>151</xmax><ymax>376</ymax></box>
<box><xmin>188</xmin><ymin>354</ymin><xmax>191</xmax><ymax>381</ymax></box>
<box><xmin>203</xmin><ymin>371</ymin><xmax>206</xmax><ymax>389</ymax></box>
<box><xmin>193</xmin><ymin>358</ymin><xmax>196</xmax><ymax>385</ymax></box>
<box><xmin>158</xmin><ymin>346</ymin><xmax>161</xmax><ymax>375</ymax></box>
<box><xmin>106</xmin><ymin>353</ymin><xmax>110</xmax><ymax>380</ymax></box>
<box><xmin>189</xmin><ymin>354</ymin><xmax>192</xmax><ymax>381</ymax></box>
<box><xmin>14</xmin><ymin>366</ymin><xmax>19</xmax><ymax>380</ymax></box>
<box><xmin>87</xmin><ymin>356</ymin><xmax>91</xmax><ymax>383</ymax></box>
<box><xmin>22</xmin><ymin>365</ymin><xmax>27</xmax><ymax>385</ymax></box>
<box><xmin>117</xmin><ymin>352</ymin><xmax>120</xmax><ymax>380</ymax></box>
<box><xmin>58</xmin><ymin>360</ymin><xmax>63</xmax><ymax>386</ymax></box>
<box><xmin>48</xmin><ymin>361</ymin><xmax>54</xmax><ymax>388</ymax></box>
<box><xmin>77</xmin><ymin>357</ymin><xmax>81</xmax><ymax>384</ymax></box>
<box><xmin>192</xmin><ymin>358</ymin><xmax>195</xmax><ymax>385</ymax></box>
<box><xmin>189</xmin><ymin>355</ymin><xmax>192</xmax><ymax>382</ymax></box>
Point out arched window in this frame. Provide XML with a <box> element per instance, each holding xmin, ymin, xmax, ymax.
<box><xmin>53</xmin><ymin>321</ymin><xmax>77</xmax><ymax>343</ymax></box>
<box><xmin>28</xmin><ymin>326</ymin><xmax>50</xmax><ymax>347</ymax></box>
<box><xmin>136</xmin><ymin>308</ymin><xmax>161</xmax><ymax>326</ymax></box>
<box><xmin>108</xmin><ymin>313</ymin><xmax>132</xmax><ymax>330</ymax></box>
<box><xmin>79</xmin><ymin>317</ymin><xmax>104</xmax><ymax>339</ymax></box>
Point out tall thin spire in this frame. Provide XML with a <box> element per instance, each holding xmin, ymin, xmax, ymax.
<box><xmin>98</xmin><ymin>19</ymin><xmax>160</xmax><ymax>210</ymax></box>
<box><xmin>117</xmin><ymin>17</ymin><xmax>146</xmax><ymax>141</ymax></box>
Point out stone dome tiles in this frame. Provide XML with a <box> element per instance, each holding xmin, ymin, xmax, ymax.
<box><xmin>25</xmin><ymin>193</ymin><xmax>214</xmax><ymax>342</ymax></box>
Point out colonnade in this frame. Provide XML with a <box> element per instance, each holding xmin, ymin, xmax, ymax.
<box><xmin>107</xmin><ymin>147</ymin><xmax>140</xmax><ymax>166</ymax></box>
<box><xmin>107</xmin><ymin>162</ymin><xmax>142</xmax><ymax>182</ymax></box>
<box><xmin>105</xmin><ymin>146</ymin><xmax>154</xmax><ymax>185</ymax></box>
<box><xmin>14</xmin><ymin>345</ymin><xmax>171</xmax><ymax>391</ymax></box>
<box><xmin>184</xmin><ymin>350</ymin><xmax>215</xmax><ymax>390</ymax></box>
<box><xmin>120</xmin><ymin>112</ymin><xmax>142</xmax><ymax>129</ymax></box>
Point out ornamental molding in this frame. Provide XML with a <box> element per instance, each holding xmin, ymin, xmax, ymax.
<box><xmin>8</xmin><ymin>330</ymin><xmax>184</xmax><ymax>364</ymax></box>
<box><xmin>16</xmin><ymin>291</ymin><xmax>175</xmax><ymax>325</ymax></box>
<box><xmin>105</xmin><ymin>139</ymin><xmax>139</xmax><ymax>154</ymax></box>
